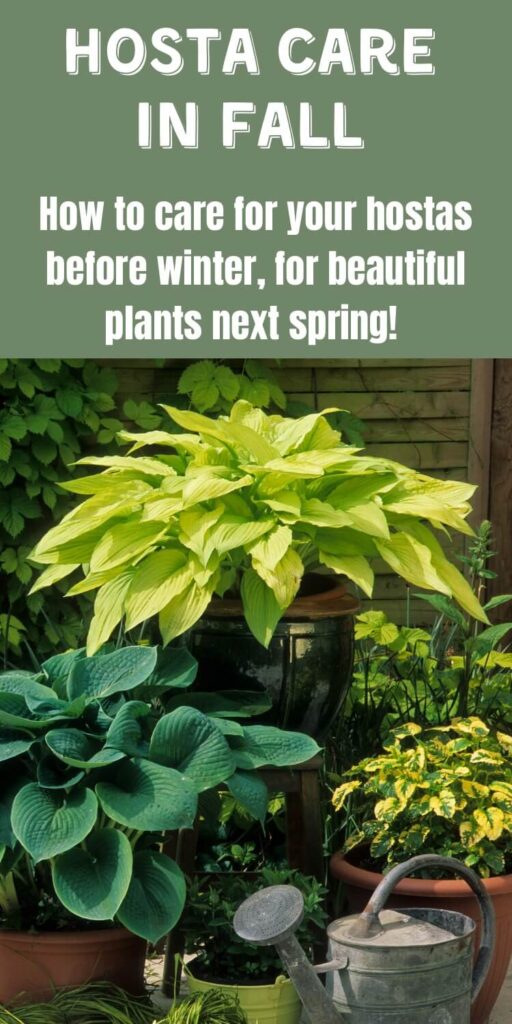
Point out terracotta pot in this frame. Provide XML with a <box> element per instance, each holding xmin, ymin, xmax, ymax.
<box><xmin>330</xmin><ymin>849</ymin><xmax>512</xmax><ymax>1024</ymax></box>
<box><xmin>191</xmin><ymin>574</ymin><xmax>359</xmax><ymax>739</ymax></box>
<box><xmin>0</xmin><ymin>926</ymin><xmax>147</xmax><ymax>1005</ymax></box>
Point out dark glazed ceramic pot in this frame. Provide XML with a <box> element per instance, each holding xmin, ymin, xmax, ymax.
<box><xmin>190</xmin><ymin>574</ymin><xmax>359</xmax><ymax>739</ymax></box>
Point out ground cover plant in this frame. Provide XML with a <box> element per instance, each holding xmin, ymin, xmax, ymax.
<box><xmin>30</xmin><ymin>401</ymin><xmax>487</xmax><ymax>655</ymax></box>
<box><xmin>0</xmin><ymin>983</ymin><xmax>154</xmax><ymax>1024</ymax></box>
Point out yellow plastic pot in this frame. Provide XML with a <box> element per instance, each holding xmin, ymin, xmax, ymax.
<box><xmin>187</xmin><ymin>972</ymin><xmax>301</xmax><ymax>1024</ymax></box>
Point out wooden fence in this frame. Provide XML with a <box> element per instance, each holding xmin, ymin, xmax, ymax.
<box><xmin>109</xmin><ymin>357</ymin><xmax>494</xmax><ymax>625</ymax></box>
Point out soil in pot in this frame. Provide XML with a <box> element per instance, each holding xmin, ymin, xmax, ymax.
<box><xmin>330</xmin><ymin>849</ymin><xmax>512</xmax><ymax>1024</ymax></box>
<box><xmin>187</xmin><ymin>971</ymin><xmax>301</xmax><ymax>1024</ymax></box>
<box><xmin>191</xmin><ymin>574</ymin><xmax>359</xmax><ymax>739</ymax></box>
<box><xmin>0</xmin><ymin>926</ymin><xmax>147</xmax><ymax>1005</ymax></box>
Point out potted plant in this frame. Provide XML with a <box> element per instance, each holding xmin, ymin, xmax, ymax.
<box><xmin>180</xmin><ymin>867</ymin><xmax>327</xmax><ymax>1024</ymax></box>
<box><xmin>30</xmin><ymin>401</ymin><xmax>486</xmax><ymax>737</ymax></box>
<box><xmin>0</xmin><ymin>643</ymin><xmax>319</xmax><ymax>1004</ymax></box>
<box><xmin>330</xmin><ymin>717</ymin><xmax>512</xmax><ymax>1024</ymax></box>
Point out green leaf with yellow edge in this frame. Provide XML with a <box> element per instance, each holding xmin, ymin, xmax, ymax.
<box><xmin>474</xmin><ymin>807</ymin><xmax>505</xmax><ymax>841</ymax></box>
<box><xmin>332</xmin><ymin>780</ymin><xmax>361</xmax><ymax>812</ymax></box>
<box><xmin>428</xmin><ymin>790</ymin><xmax>457</xmax><ymax>818</ymax></box>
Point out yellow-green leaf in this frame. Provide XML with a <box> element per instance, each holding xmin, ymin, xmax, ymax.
<box><xmin>87</xmin><ymin>570</ymin><xmax>135</xmax><ymax>655</ymax></box>
<box><xmin>124</xmin><ymin>549</ymin><xmax>192</xmax><ymax>630</ymax></box>
<box><xmin>90</xmin><ymin>521</ymin><xmax>168</xmax><ymax>574</ymax></box>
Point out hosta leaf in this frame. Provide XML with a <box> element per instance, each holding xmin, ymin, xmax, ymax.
<box><xmin>182</xmin><ymin>473</ymin><xmax>253</xmax><ymax>508</ymax></box>
<box><xmin>159</xmin><ymin>580</ymin><xmax>215</xmax><ymax>644</ymax></box>
<box><xmin>117</xmin><ymin>850</ymin><xmax>186</xmax><ymax>943</ymax></box>
<box><xmin>12</xmin><ymin>785</ymin><xmax>97</xmax><ymax>862</ymax></box>
<box><xmin>241</xmin><ymin>569</ymin><xmax>283</xmax><ymax>648</ymax></box>
<box><xmin>230</xmin><ymin>725</ymin><xmax>319</xmax><ymax>770</ymax></box>
<box><xmin>252</xmin><ymin>547</ymin><xmax>303</xmax><ymax>610</ymax></box>
<box><xmin>140</xmin><ymin>646</ymin><xmax>198</xmax><ymax>694</ymax></box>
<box><xmin>376</xmin><ymin>532</ymin><xmax>451</xmax><ymax>594</ymax></box>
<box><xmin>41</xmin><ymin>649</ymin><xmax>86</xmax><ymax>696</ymax></box>
<box><xmin>149</xmin><ymin>707</ymin><xmax>235</xmax><ymax>791</ymax></box>
<box><xmin>0</xmin><ymin>729</ymin><xmax>35</xmax><ymax>763</ymax></box>
<box><xmin>166</xmin><ymin>690</ymin><xmax>272</xmax><ymax>719</ymax></box>
<box><xmin>0</xmin><ymin>775</ymin><xmax>28</xmax><ymax>847</ymax></box>
<box><xmin>45</xmin><ymin>729</ymin><xmax>124</xmax><ymax>769</ymax></box>
<box><xmin>96</xmin><ymin>758</ymin><xmax>197</xmax><ymax>830</ymax></box>
<box><xmin>124</xmin><ymin>549</ymin><xmax>192</xmax><ymax>631</ymax></box>
<box><xmin>106</xmin><ymin>702</ymin><xmax>152</xmax><ymax>757</ymax></box>
<box><xmin>37</xmin><ymin>754</ymin><xmax>85</xmax><ymax>791</ymax></box>
<box><xmin>0</xmin><ymin>692</ymin><xmax>58</xmax><ymax>730</ymax></box>
<box><xmin>319</xmin><ymin>551</ymin><xmax>374</xmax><ymax>598</ymax></box>
<box><xmin>227</xmin><ymin>771</ymin><xmax>268</xmax><ymax>824</ymax></box>
<box><xmin>29</xmin><ymin>563</ymin><xmax>79</xmax><ymax>594</ymax></box>
<box><xmin>67</xmin><ymin>646</ymin><xmax>158</xmax><ymax>702</ymax></box>
<box><xmin>90</xmin><ymin>521</ymin><xmax>168</xmax><ymax>574</ymax></box>
<box><xmin>207</xmin><ymin>516</ymin><xmax>275</xmax><ymax>558</ymax></box>
<box><xmin>52</xmin><ymin>829</ymin><xmax>132</xmax><ymax>921</ymax></box>
<box><xmin>87</xmin><ymin>570</ymin><xmax>135</xmax><ymax>656</ymax></box>
<box><xmin>249</xmin><ymin>526</ymin><xmax>292</xmax><ymax>570</ymax></box>
<box><xmin>301</xmin><ymin>499</ymin><xmax>352</xmax><ymax>529</ymax></box>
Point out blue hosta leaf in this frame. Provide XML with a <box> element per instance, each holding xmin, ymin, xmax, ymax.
<box><xmin>96</xmin><ymin>758</ymin><xmax>197</xmax><ymax>831</ymax></box>
<box><xmin>0</xmin><ymin>775</ymin><xmax>28</xmax><ymax>847</ymax></box>
<box><xmin>52</xmin><ymin>829</ymin><xmax>132</xmax><ymax>921</ymax></box>
<box><xmin>117</xmin><ymin>850</ymin><xmax>186</xmax><ymax>943</ymax></box>
<box><xmin>138</xmin><ymin>647</ymin><xmax>198</xmax><ymax>695</ymax></box>
<box><xmin>227</xmin><ymin>771</ymin><xmax>269</xmax><ymax>824</ymax></box>
<box><xmin>45</xmin><ymin>729</ymin><xmax>125</xmax><ymax>769</ymax></box>
<box><xmin>41</xmin><ymin>649</ymin><xmax>87</xmax><ymax>699</ymax></box>
<box><xmin>106</xmin><ymin>702</ymin><xmax>152</xmax><ymax>757</ymax></box>
<box><xmin>230</xmin><ymin>726</ymin><xmax>320</xmax><ymax>770</ymax></box>
<box><xmin>11</xmin><ymin>785</ymin><xmax>98</xmax><ymax>862</ymax></box>
<box><xmin>0</xmin><ymin>729</ymin><xmax>35</xmax><ymax>763</ymax></box>
<box><xmin>0</xmin><ymin>692</ymin><xmax>72</xmax><ymax>731</ymax></box>
<box><xmin>67</xmin><ymin>646</ymin><xmax>158</xmax><ymax>702</ymax></box>
<box><xmin>166</xmin><ymin>690</ymin><xmax>272</xmax><ymax>719</ymax></box>
<box><xmin>149</xmin><ymin>707</ymin><xmax>235</xmax><ymax>792</ymax></box>
<box><xmin>37</xmin><ymin>754</ymin><xmax>85</xmax><ymax>791</ymax></box>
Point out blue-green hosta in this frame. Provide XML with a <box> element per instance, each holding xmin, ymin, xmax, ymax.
<box><xmin>30</xmin><ymin>402</ymin><xmax>487</xmax><ymax>655</ymax></box>
<box><xmin>0</xmin><ymin>645</ymin><xmax>318</xmax><ymax>941</ymax></box>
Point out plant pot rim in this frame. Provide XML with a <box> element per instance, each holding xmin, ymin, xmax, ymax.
<box><xmin>330</xmin><ymin>849</ymin><xmax>512</xmax><ymax>897</ymax></box>
<box><xmin>0</xmin><ymin>925</ymin><xmax>137</xmax><ymax>946</ymax></box>
<box><xmin>187</xmin><ymin>971</ymin><xmax>294</xmax><ymax>992</ymax></box>
<box><xmin>206</xmin><ymin>573</ymin><xmax>359</xmax><ymax>621</ymax></box>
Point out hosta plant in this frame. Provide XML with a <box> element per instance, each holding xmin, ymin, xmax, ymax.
<box><xmin>0</xmin><ymin>645</ymin><xmax>318</xmax><ymax>940</ymax></box>
<box><xmin>333</xmin><ymin>717</ymin><xmax>512</xmax><ymax>878</ymax></box>
<box><xmin>30</xmin><ymin>401</ymin><xmax>487</xmax><ymax>655</ymax></box>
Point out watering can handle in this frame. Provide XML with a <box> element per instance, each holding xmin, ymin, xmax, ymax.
<box><xmin>358</xmin><ymin>853</ymin><xmax>496</xmax><ymax>1002</ymax></box>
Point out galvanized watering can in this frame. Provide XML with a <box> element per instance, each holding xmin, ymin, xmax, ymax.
<box><xmin>233</xmin><ymin>855</ymin><xmax>495</xmax><ymax>1024</ymax></box>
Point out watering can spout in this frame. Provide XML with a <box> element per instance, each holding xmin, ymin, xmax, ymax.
<box><xmin>233</xmin><ymin>885</ymin><xmax>344</xmax><ymax>1024</ymax></box>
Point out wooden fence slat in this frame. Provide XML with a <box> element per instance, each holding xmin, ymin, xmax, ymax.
<box><xmin>364</xmin><ymin>442</ymin><xmax>468</xmax><ymax>469</ymax></box>
<box><xmin>314</xmin><ymin>365</ymin><xmax>471</xmax><ymax>393</ymax></box>
<box><xmin>313</xmin><ymin>391</ymin><xmax>471</xmax><ymax>419</ymax></box>
<box><xmin>364</xmin><ymin>418</ymin><xmax>469</xmax><ymax>443</ymax></box>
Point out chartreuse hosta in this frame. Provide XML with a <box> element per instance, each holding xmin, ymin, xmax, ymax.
<box><xmin>30</xmin><ymin>401</ymin><xmax>487</xmax><ymax>656</ymax></box>
<box><xmin>0</xmin><ymin>645</ymin><xmax>318</xmax><ymax>939</ymax></box>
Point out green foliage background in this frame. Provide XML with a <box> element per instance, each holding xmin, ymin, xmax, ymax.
<box><xmin>0</xmin><ymin>359</ymin><xmax>160</xmax><ymax>667</ymax></box>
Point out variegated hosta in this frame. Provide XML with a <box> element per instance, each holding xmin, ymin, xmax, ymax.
<box><xmin>0</xmin><ymin>646</ymin><xmax>318</xmax><ymax>938</ymax></box>
<box><xmin>333</xmin><ymin>718</ymin><xmax>512</xmax><ymax>878</ymax></box>
<box><xmin>30</xmin><ymin>401</ymin><xmax>487</xmax><ymax>656</ymax></box>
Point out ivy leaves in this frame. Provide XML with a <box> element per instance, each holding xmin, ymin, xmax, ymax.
<box><xmin>177</xmin><ymin>360</ymin><xmax>285</xmax><ymax>415</ymax></box>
